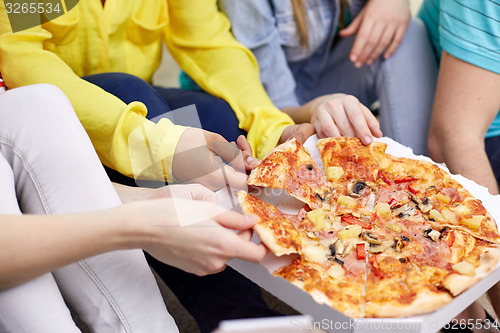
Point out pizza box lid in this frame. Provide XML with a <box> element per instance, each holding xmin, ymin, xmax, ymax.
<box><xmin>218</xmin><ymin>135</ymin><xmax>500</xmax><ymax>333</ymax></box>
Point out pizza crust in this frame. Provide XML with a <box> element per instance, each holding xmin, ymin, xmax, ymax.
<box><xmin>237</xmin><ymin>190</ymin><xmax>301</xmax><ymax>256</ymax></box>
<box><xmin>443</xmin><ymin>247</ymin><xmax>500</xmax><ymax>296</ymax></box>
<box><xmin>253</xmin><ymin>223</ymin><xmax>299</xmax><ymax>256</ymax></box>
<box><xmin>365</xmin><ymin>290</ymin><xmax>453</xmax><ymax>318</ymax></box>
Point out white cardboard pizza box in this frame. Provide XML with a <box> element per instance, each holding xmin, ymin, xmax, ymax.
<box><xmin>213</xmin><ymin>315</ymin><xmax>325</xmax><ymax>332</ymax></box>
<box><xmin>219</xmin><ymin>135</ymin><xmax>500</xmax><ymax>333</ymax></box>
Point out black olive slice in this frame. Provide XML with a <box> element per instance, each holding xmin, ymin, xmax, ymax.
<box><xmin>333</xmin><ymin>258</ymin><xmax>344</xmax><ymax>266</ymax></box>
<box><xmin>354</xmin><ymin>181</ymin><xmax>366</xmax><ymax>194</ymax></box>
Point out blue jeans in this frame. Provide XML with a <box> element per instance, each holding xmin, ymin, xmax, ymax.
<box><xmin>82</xmin><ymin>73</ymin><xmax>279</xmax><ymax>333</ymax></box>
<box><xmin>486</xmin><ymin>136</ymin><xmax>500</xmax><ymax>188</ymax></box>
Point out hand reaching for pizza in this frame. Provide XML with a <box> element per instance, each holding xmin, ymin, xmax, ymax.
<box><xmin>307</xmin><ymin>94</ymin><xmax>382</xmax><ymax>144</ymax></box>
<box><xmin>339</xmin><ymin>0</ymin><xmax>410</xmax><ymax>68</ymax></box>
<box><xmin>126</xmin><ymin>197</ymin><xmax>268</xmax><ymax>276</ymax></box>
<box><xmin>172</xmin><ymin>128</ymin><xmax>250</xmax><ymax>191</ymax></box>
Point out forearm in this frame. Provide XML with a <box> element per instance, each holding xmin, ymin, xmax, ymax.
<box><xmin>281</xmin><ymin>104</ymin><xmax>313</xmax><ymax>124</ymax></box>
<box><xmin>0</xmin><ymin>209</ymin><xmax>139</xmax><ymax>289</ymax></box>
<box><xmin>429</xmin><ymin>134</ymin><xmax>499</xmax><ymax>194</ymax></box>
<box><xmin>428</xmin><ymin>51</ymin><xmax>500</xmax><ymax>194</ymax></box>
<box><xmin>112</xmin><ymin>182</ymin><xmax>154</xmax><ymax>203</ymax></box>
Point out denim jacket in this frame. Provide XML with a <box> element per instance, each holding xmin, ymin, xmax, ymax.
<box><xmin>220</xmin><ymin>0</ymin><xmax>364</xmax><ymax>108</ymax></box>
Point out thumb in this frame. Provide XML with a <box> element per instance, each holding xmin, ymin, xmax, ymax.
<box><xmin>339</xmin><ymin>15</ymin><xmax>361</xmax><ymax>37</ymax></box>
<box><xmin>237</xmin><ymin>135</ymin><xmax>253</xmax><ymax>156</ymax></box>
<box><xmin>292</xmin><ymin>124</ymin><xmax>315</xmax><ymax>144</ymax></box>
<box><xmin>237</xmin><ymin>135</ymin><xmax>261</xmax><ymax>169</ymax></box>
<box><xmin>215</xmin><ymin>210</ymin><xmax>259</xmax><ymax>231</ymax></box>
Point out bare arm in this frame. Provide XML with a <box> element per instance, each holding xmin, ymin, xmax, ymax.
<box><xmin>0</xmin><ymin>211</ymin><xmax>129</xmax><ymax>288</ymax></box>
<box><xmin>0</xmin><ymin>198</ymin><xmax>266</xmax><ymax>289</ymax></box>
<box><xmin>428</xmin><ymin>51</ymin><xmax>500</xmax><ymax>194</ymax></box>
<box><xmin>112</xmin><ymin>182</ymin><xmax>221</xmax><ymax>204</ymax></box>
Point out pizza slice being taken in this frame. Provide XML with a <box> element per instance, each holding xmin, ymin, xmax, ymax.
<box><xmin>248</xmin><ymin>139</ymin><xmax>334</xmax><ymax>209</ymax></box>
<box><xmin>237</xmin><ymin>190</ymin><xmax>303</xmax><ymax>256</ymax></box>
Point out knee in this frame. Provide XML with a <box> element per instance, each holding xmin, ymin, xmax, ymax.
<box><xmin>84</xmin><ymin>72</ymin><xmax>153</xmax><ymax>101</ymax></box>
<box><xmin>393</xmin><ymin>18</ymin><xmax>431</xmax><ymax>56</ymax></box>
<box><xmin>0</xmin><ymin>84</ymin><xmax>80</xmax><ymax>136</ymax></box>
<box><xmin>209</xmin><ymin>99</ymin><xmax>237</xmax><ymax>126</ymax></box>
<box><xmin>3</xmin><ymin>83</ymin><xmax>67</xmax><ymax>103</ymax></box>
<box><xmin>193</xmin><ymin>95</ymin><xmax>235</xmax><ymax>122</ymax></box>
<box><xmin>195</xmin><ymin>95</ymin><xmax>243</xmax><ymax>141</ymax></box>
<box><xmin>206</xmin><ymin>98</ymin><xmax>239</xmax><ymax>126</ymax></box>
<box><xmin>0</xmin><ymin>84</ymin><xmax>72</xmax><ymax>118</ymax></box>
<box><xmin>403</xmin><ymin>18</ymin><xmax>429</xmax><ymax>44</ymax></box>
<box><xmin>382</xmin><ymin>17</ymin><xmax>438</xmax><ymax>82</ymax></box>
<box><xmin>26</xmin><ymin>84</ymin><xmax>77</xmax><ymax>122</ymax></box>
<box><xmin>406</xmin><ymin>17</ymin><xmax>427</xmax><ymax>38</ymax></box>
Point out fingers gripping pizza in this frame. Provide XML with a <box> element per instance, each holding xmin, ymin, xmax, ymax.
<box><xmin>238</xmin><ymin>137</ymin><xmax>500</xmax><ymax>318</ymax></box>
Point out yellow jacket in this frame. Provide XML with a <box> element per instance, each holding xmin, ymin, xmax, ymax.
<box><xmin>0</xmin><ymin>0</ymin><xmax>294</xmax><ymax>181</ymax></box>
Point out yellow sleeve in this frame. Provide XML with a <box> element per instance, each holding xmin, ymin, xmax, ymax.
<box><xmin>0</xmin><ymin>8</ymin><xmax>186</xmax><ymax>182</ymax></box>
<box><xmin>164</xmin><ymin>0</ymin><xmax>295</xmax><ymax>159</ymax></box>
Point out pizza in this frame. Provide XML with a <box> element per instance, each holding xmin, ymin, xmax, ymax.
<box><xmin>238</xmin><ymin>137</ymin><xmax>500</xmax><ymax>318</ymax></box>
<box><xmin>247</xmin><ymin>138</ymin><xmax>334</xmax><ymax>209</ymax></box>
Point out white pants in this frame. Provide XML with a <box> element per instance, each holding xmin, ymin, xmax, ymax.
<box><xmin>0</xmin><ymin>85</ymin><xmax>178</xmax><ymax>333</ymax></box>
